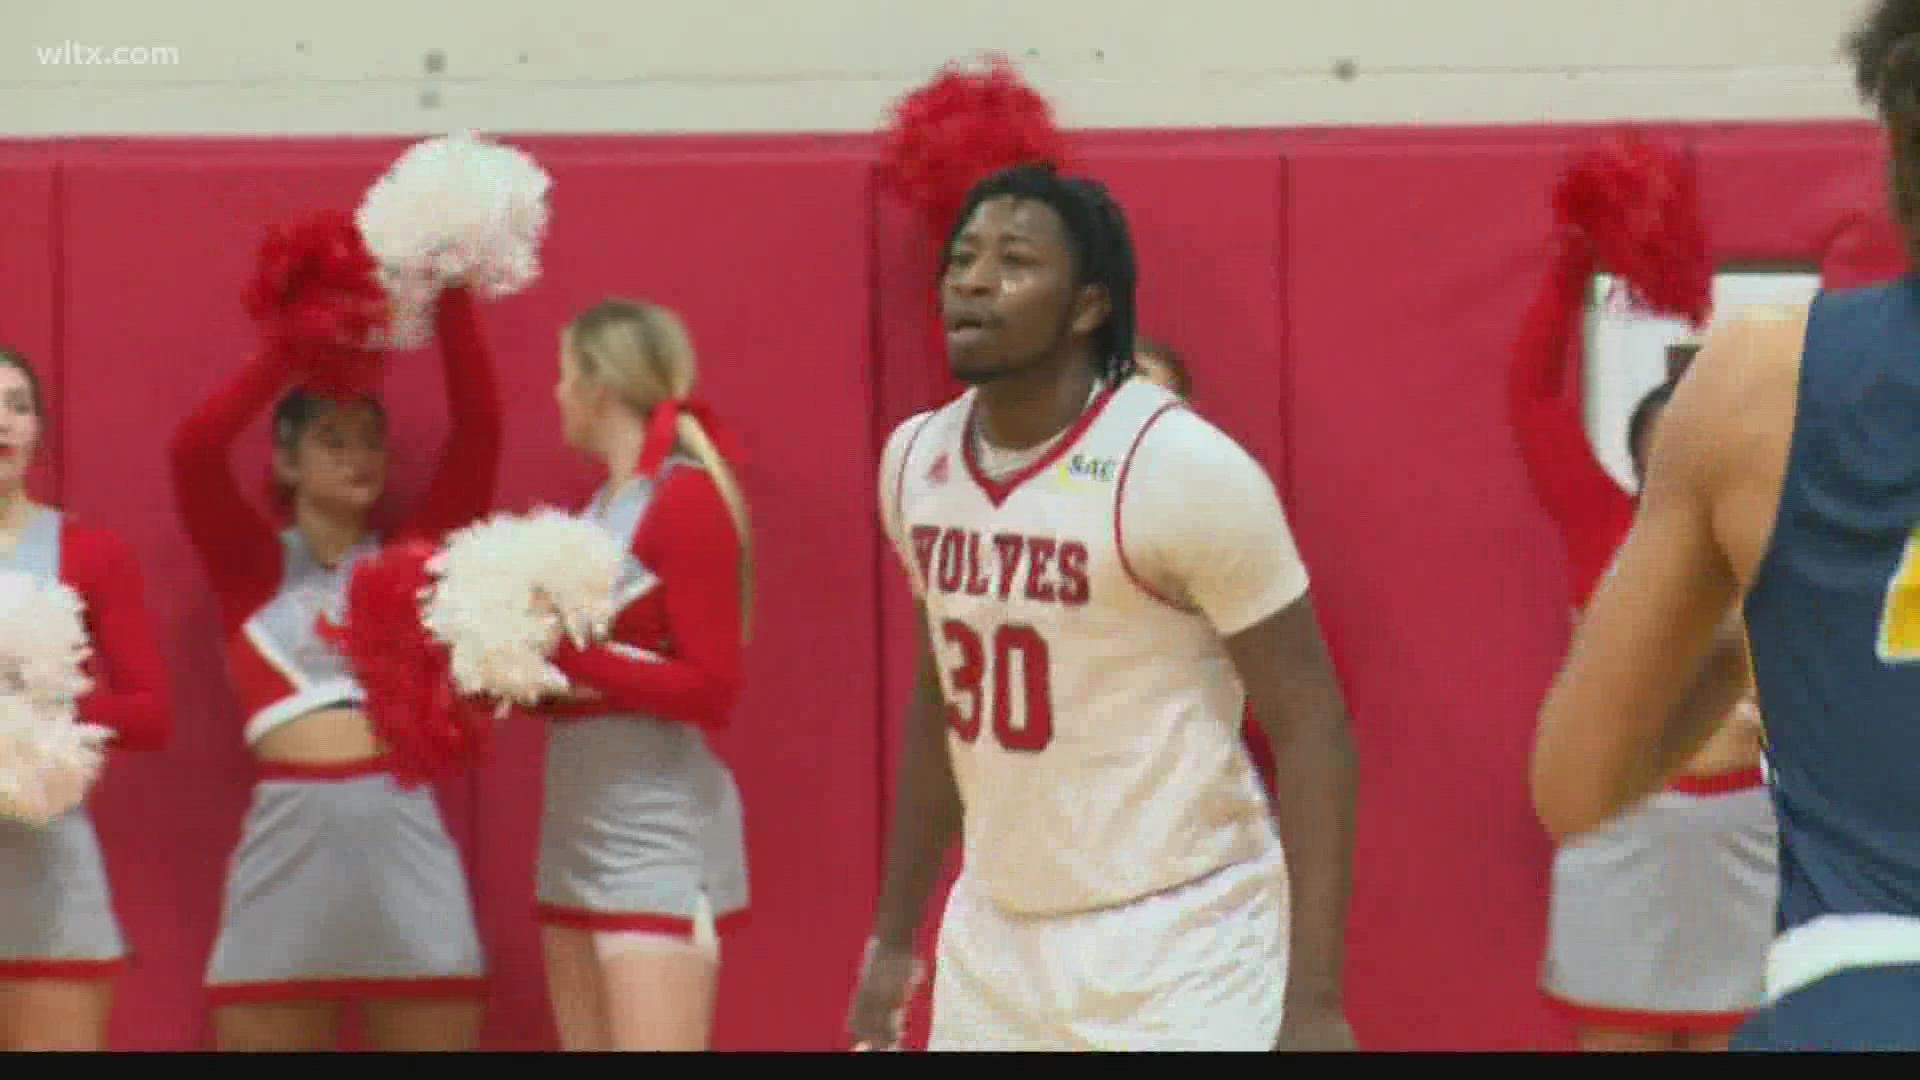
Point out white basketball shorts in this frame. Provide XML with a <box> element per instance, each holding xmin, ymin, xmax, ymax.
<box><xmin>928</xmin><ymin>846</ymin><xmax>1289</xmax><ymax>1051</ymax></box>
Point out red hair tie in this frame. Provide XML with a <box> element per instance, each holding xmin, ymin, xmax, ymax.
<box><xmin>636</xmin><ymin>396</ymin><xmax>746</xmax><ymax>479</ymax></box>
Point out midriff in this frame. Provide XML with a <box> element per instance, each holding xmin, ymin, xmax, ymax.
<box><xmin>251</xmin><ymin>706</ymin><xmax>384</xmax><ymax>765</ymax></box>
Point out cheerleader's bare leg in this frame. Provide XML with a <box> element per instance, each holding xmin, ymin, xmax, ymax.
<box><xmin>541</xmin><ymin>927</ymin><xmax>613</xmax><ymax>1050</ymax></box>
<box><xmin>0</xmin><ymin>800</ymin><xmax>133</xmax><ymax>1052</ymax></box>
<box><xmin>597</xmin><ymin>911</ymin><xmax>720</xmax><ymax>1051</ymax></box>
<box><xmin>362</xmin><ymin>997</ymin><xmax>484</xmax><ymax>1051</ymax></box>
<box><xmin>0</xmin><ymin>979</ymin><xmax>113</xmax><ymax>1051</ymax></box>
<box><xmin>211</xmin><ymin>1000</ymin><xmax>340</xmax><ymax>1051</ymax></box>
<box><xmin>537</xmin><ymin>718</ymin><xmax>749</xmax><ymax>1053</ymax></box>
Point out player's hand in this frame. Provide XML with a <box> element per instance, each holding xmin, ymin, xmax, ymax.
<box><xmin>1274</xmin><ymin>1002</ymin><xmax>1356</xmax><ymax>1051</ymax></box>
<box><xmin>846</xmin><ymin>937</ymin><xmax>925</xmax><ymax>1051</ymax></box>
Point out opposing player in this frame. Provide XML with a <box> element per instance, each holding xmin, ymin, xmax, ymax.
<box><xmin>1530</xmin><ymin>0</ymin><xmax>1920</xmax><ymax>1049</ymax></box>
<box><xmin>846</xmin><ymin>164</ymin><xmax>1358</xmax><ymax>1052</ymax></box>
<box><xmin>1506</xmin><ymin>244</ymin><xmax>1774</xmax><ymax>1049</ymax></box>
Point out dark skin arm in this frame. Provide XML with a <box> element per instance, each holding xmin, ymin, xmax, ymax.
<box><xmin>1230</xmin><ymin>593</ymin><xmax>1359</xmax><ymax>1050</ymax></box>
<box><xmin>870</xmin><ymin>614</ymin><xmax>963</xmax><ymax>948</ymax></box>
<box><xmin>846</xmin><ymin>611</ymin><xmax>960</xmax><ymax>1049</ymax></box>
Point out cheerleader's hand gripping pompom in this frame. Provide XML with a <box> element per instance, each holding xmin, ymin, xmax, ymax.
<box><xmin>357</xmin><ymin>130</ymin><xmax>553</xmax><ymax>349</ymax></box>
<box><xmin>422</xmin><ymin>509</ymin><xmax>631</xmax><ymax>712</ymax></box>
<box><xmin>322</xmin><ymin>541</ymin><xmax>495</xmax><ymax>788</ymax></box>
<box><xmin>0</xmin><ymin>571</ymin><xmax>111</xmax><ymax>825</ymax></box>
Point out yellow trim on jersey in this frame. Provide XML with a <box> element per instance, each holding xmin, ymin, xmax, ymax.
<box><xmin>1877</xmin><ymin>526</ymin><xmax>1920</xmax><ymax>662</ymax></box>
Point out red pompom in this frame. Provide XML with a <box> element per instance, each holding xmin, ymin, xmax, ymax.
<box><xmin>317</xmin><ymin>539</ymin><xmax>492</xmax><ymax>788</ymax></box>
<box><xmin>879</xmin><ymin>54</ymin><xmax>1069</xmax><ymax>241</ymax></box>
<box><xmin>1552</xmin><ymin>132</ymin><xmax>1714</xmax><ymax>327</ymax></box>
<box><xmin>244</xmin><ymin>209</ymin><xmax>391</xmax><ymax>396</ymax></box>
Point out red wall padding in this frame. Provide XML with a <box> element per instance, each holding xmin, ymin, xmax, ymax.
<box><xmin>0</xmin><ymin>149</ymin><xmax>62</xmax><ymax>506</ymax></box>
<box><xmin>0</xmin><ymin>119</ymin><xmax>1895</xmax><ymax>1051</ymax></box>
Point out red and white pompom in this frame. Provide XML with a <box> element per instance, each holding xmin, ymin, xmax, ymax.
<box><xmin>244</xmin><ymin>208</ymin><xmax>393</xmax><ymax>396</ymax></box>
<box><xmin>322</xmin><ymin>540</ymin><xmax>495</xmax><ymax>788</ymax></box>
<box><xmin>879</xmin><ymin>53</ymin><xmax>1069</xmax><ymax>241</ymax></box>
<box><xmin>357</xmin><ymin>130</ymin><xmax>553</xmax><ymax>349</ymax></box>
<box><xmin>0</xmin><ymin>571</ymin><xmax>111</xmax><ymax>826</ymax></box>
<box><xmin>1552</xmin><ymin>130</ymin><xmax>1714</xmax><ymax>327</ymax></box>
<box><xmin>421</xmin><ymin>509</ymin><xmax>633</xmax><ymax>712</ymax></box>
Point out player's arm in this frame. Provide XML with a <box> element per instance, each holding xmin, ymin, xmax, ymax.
<box><xmin>1125</xmin><ymin>415</ymin><xmax>1357</xmax><ymax>1047</ymax></box>
<box><xmin>1530</xmin><ymin>315</ymin><xmax>1780</xmax><ymax>839</ymax></box>
<box><xmin>1231</xmin><ymin>595</ymin><xmax>1356</xmax><ymax>1041</ymax></box>
<box><xmin>870</xmin><ymin>612</ymin><xmax>963</xmax><ymax>950</ymax></box>
<box><xmin>868</xmin><ymin>416</ymin><xmax>959</xmax><ymax>944</ymax></box>
<box><xmin>848</xmin><ymin>413</ymin><xmax>953</xmax><ymax>1049</ymax></box>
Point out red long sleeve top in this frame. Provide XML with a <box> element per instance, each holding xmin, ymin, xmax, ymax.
<box><xmin>545</xmin><ymin>463</ymin><xmax>746</xmax><ymax>731</ymax></box>
<box><xmin>58</xmin><ymin>520</ymin><xmax>173</xmax><ymax>753</ymax></box>
<box><xmin>1507</xmin><ymin>250</ymin><xmax>1635</xmax><ymax>609</ymax></box>
<box><xmin>167</xmin><ymin>288</ymin><xmax>502</xmax><ymax>728</ymax></box>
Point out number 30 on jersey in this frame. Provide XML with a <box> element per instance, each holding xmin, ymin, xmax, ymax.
<box><xmin>937</xmin><ymin>619</ymin><xmax>1055</xmax><ymax>752</ymax></box>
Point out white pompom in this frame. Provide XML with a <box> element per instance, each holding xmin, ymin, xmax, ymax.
<box><xmin>0</xmin><ymin>698</ymin><xmax>112</xmax><ymax>826</ymax></box>
<box><xmin>421</xmin><ymin>508</ymin><xmax>635</xmax><ymax>711</ymax></box>
<box><xmin>0</xmin><ymin>571</ymin><xmax>94</xmax><ymax>707</ymax></box>
<box><xmin>356</xmin><ymin>129</ymin><xmax>553</xmax><ymax>343</ymax></box>
<box><xmin>0</xmin><ymin>571</ymin><xmax>108</xmax><ymax>826</ymax></box>
<box><xmin>369</xmin><ymin>269</ymin><xmax>441</xmax><ymax>352</ymax></box>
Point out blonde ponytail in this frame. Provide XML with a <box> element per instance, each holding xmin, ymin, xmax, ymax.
<box><xmin>565</xmin><ymin>296</ymin><xmax>754</xmax><ymax>645</ymax></box>
<box><xmin>676</xmin><ymin>412</ymin><xmax>754</xmax><ymax>642</ymax></box>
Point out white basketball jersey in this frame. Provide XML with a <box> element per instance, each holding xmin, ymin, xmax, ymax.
<box><xmin>887</xmin><ymin>378</ymin><xmax>1280</xmax><ymax>917</ymax></box>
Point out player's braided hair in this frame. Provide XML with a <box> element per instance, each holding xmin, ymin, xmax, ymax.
<box><xmin>1848</xmin><ymin>1</ymin><xmax>1920</xmax><ymax>239</ymax></box>
<box><xmin>944</xmin><ymin>164</ymin><xmax>1139</xmax><ymax>385</ymax></box>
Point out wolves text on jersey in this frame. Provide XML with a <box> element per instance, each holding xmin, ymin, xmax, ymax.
<box><xmin>909</xmin><ymin>525</ymin><xmax>1091</xmax><ymax>606</ymax></box>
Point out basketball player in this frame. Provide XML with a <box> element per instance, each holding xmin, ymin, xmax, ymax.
<box><xmin>168</xmin><ymin>286</ymin><xmax>499</xmax><ymax>1051</ymax></box>
<box><xmin>1508</xmin><ymin>257</ymin><xmax>1774</xmax><ymax>1050</ymax></box>
<box><xmin>0</xmin><ymin>348</ymin><xmax>172</xmax><ymax>1050</ymax></box>
<box><xmin>847</xmin><ymin>164</ymin><xmax>1358</xmax><ymax>1052</ymax></box>
<box><xmin>534</xmin><ymin>298</ymin><xmax>754</xmax><ymax>1051</ymax></box>
<box><xmin>1531</xmin><ymin>0</ymin><xmax>1920</xmax><ymax>1049</ymax></box>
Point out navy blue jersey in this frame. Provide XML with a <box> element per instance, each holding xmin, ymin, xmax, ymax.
<box><xmin>1744</xmin><ymin>275</ymin><xmax>1920</xmax><ymax>938</ymax></box>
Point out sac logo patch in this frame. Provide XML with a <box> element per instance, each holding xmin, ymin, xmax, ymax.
<box><xmin>1057</xmin><ymin>452</ymin><xmax>1118</xmax><ymax>489</ymax></box>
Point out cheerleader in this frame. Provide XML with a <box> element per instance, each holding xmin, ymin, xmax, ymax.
<box><xmin>167</xmin><ymin>279</ymin><xmax>502</xmax><ymax>1051</ymax></box>
<box><xmin>0</xmin><ymin>347</ymin><xmax>172</xmax><ymax>1050</ymax></box>
<box><xmin>1508</xmin><ymin>213</ymin><xmax>1776</xmax><ymax>1050</ymax></box>
<box><xmin>535</xmin><ymin>298</ymin><xmax>753</xmax><ymax>1051</ymax></box>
